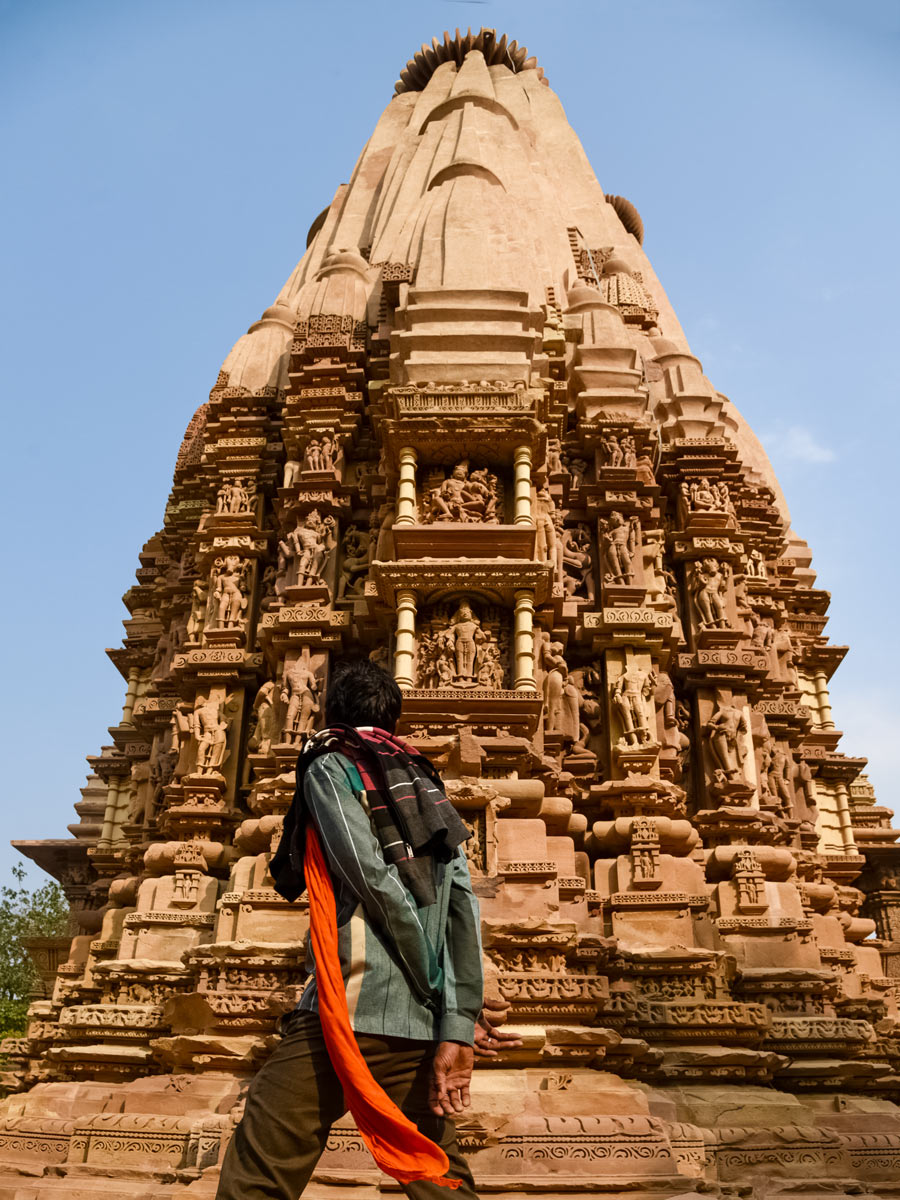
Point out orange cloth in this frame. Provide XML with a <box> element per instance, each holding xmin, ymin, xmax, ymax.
<box><xmin>304</xmin><ymin>823</ymin><xmax>461</xmax><ymax>1188</ymax></box>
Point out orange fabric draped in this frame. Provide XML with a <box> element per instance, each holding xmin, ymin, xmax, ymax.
<box><xmin>303</xmin><ymin>823</ymin><xmax>461</xmax><ymax>1188</ymax></box>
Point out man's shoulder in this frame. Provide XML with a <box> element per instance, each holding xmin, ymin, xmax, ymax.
<box><xmin>304</xmin><ymin>748</ymin><xmax>363</xmax><ymax>791</ymax></box>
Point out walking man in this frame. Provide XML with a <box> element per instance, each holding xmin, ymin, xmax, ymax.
<box><xmin>216</xmin><ymin>658</ymin><xmax>514</xmax><ymax>1199</ymax></box>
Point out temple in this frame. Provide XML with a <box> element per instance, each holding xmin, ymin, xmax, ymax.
<box><xmin>3</xmin><ymin>27</ymin><xmax>900</xmax><ymax>1199</ymax></box>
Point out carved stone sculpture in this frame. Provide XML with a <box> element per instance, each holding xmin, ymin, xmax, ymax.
<box><xmin>281</xmin><ymin>652</ymin><xmax>320</xmax><ymax>743</ymax></box>
<box><xmin>210</xmin><ymin>556</ymin><xmax>250</xmax><ymax>629</ymax></box>
<box><xmin>611</xmin><ymin>664</ymin><xmax>656</xmax><ymax>747</ymax></box>
<box><xmin>192</xmin><ymin>697</ymin><xmax>229</xmax><ymax>774</ymax></box>
<box><xmin>423</xmin><ymin>460</ymin><xmax>501</xmax><ymax>524</ymax></box>
<box><xmin>599</xmin><ymin>511</ymin><xmax>638</xmax><ymax>584</ymax></box>
<box><xmin>689</xmin><ymin>557</ymin><xmax>731</xmax><ymax>629</ymax></box>
<box><xmin>704</xmin><ymin>700</ymin><xmax>750</xmax><ymax>785</ymax></box>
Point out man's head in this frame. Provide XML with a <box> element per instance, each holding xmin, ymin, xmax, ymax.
<box><xmin>324</xmin><ymin>659</ymin><xmax>402</xmax><ymax>733</ymax></box>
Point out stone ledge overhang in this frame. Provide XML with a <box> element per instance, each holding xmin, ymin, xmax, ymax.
<box><xmin>398</xmin><ymin>688</ymin><xmax>543</xmax><ymax>738</ymax></box>
<box><xmin>392</xmin><ymin>523</ymin><xmax>536</xmax><ymax>560</ymax></box>
<box><xmin>371</xmin><ymin>558</ymin><xmax>552</xmax><ymax>606</ymax></box>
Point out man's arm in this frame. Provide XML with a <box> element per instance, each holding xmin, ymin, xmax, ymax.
<box><xmin>303</xmin><ymin>754</ymin><xmax>444</xmax><ymax>1006</ymax></box>
<box><xmin>438</xmin><ymin>848</ymin><xmax>484</xmax><ymax>1045</ymax></box>
<box><xmin>428</xmin><ymin>850</ymin><xmax>484</xmax><ymax>1115</ymax></box>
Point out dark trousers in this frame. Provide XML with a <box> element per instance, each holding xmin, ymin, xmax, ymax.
<box><xmin>215</xmin><ymin>1011</ymin><xmax>480</xmax><ymax>1200</ymax></box>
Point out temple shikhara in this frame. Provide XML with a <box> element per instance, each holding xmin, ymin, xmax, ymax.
<box><xmin>5</xmin><ymin>28</ymin><xmax>900</xmax><ymax>1200</ymax></box>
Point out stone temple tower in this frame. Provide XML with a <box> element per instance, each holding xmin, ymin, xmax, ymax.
<box><xmin>5</xmin><ymin>28</ymin><xmax>900</xmax><ymax>1200</ymax></box>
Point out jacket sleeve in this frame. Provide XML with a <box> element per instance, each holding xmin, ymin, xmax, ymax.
<box><xmin>438</xmin><ymin>849</ymin><xmax>484</xmax><ymax>1044</ymax></box>
<box><xmin>303</xmin><ymin>753</ymin><xmax>444</xmax><ymax>1008</ymax></box>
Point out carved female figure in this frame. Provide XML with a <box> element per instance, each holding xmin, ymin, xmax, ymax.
<box><xmin>690</xmin><ymin>557</ymin><xmax>730</xmax><ymax>629</ymax></box>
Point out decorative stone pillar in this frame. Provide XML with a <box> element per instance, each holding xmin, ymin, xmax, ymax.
<box><xmin>394</xmin><ymin>590</ymin><xmax>417</xmax><ymax>689</ymax></box>
<box><xmin>97</xmin><ymin>778</ymin><xmax>122</xmax><ymax>850</ymax></box>
<box><xmin>814</xmin><ymin>669</ymin><xmax>835</xmax><ymax>730</ymax></box>
<box><xmin>513</xmin><ymin>589</ymin><xmax>536</xmax><ymax>690</ymax></box>
<box><xmin>395</xmin><ymin>446</ymin><xmax>418</xmax><ymax>527</ymax></box>
<box><xmin>513</xmin><ymin>444</ymin><xmax>533</xmax><ymax>525</ymax></box>
<box><xmin>835</xmin><ymin>782</ymin><xmax>858</xmax><ymax>853</ymax></box>
<box><xmin>121</xmin><ymin>667</ymin><xmax>141</xmax><ymax>724</ymax></box>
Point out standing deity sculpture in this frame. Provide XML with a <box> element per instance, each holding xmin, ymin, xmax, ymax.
<box><xmin>599</xmin><ymin>512</ymin><xmax>639</xmax><ymax>585</ymax></box>
<box><xmin>620</xmin><ymin>435</ymin><xmax>637</xmax><ymax>469</ymax></box>
<box><xmin>546</xmin><ymin>439</ymin><xmax>563</xmax><ymax>474</ymax></box>
<box><xmin>447</xmin><ymin>602</ymin><xmax>486</xmax><ymax>685</ymax></box>
<box><xmin>211</xmin><ymin>556</ymin><xmax>251</xmax><ymax>630</ymax></box>
<box><xmin>703</xmin><ymin>701</ymin><xmax>750</xmax><ymax>786</ymax></box>
<box><xmin>689</xmin><ymin>557</ymin><xmax>731</xmax><ymax>629</ymax></box>
<box><xmin>281</xmin><ymin>652</ymin><xmax>320</xmax><ymax>743</ymax></box>
<box><xmin>611</xmin><ymin>663</ymin><xmax>657</xmax><ymax>747</ymax></box>
<box><xmin>290</xmin><ymin>510</ymin><xmax>336</xmax><ymax>587</ymax></box>
<box><xmin>192</xmin><ymin>696</ymin><xmax>229</xmax><ymax>775</ymax></box>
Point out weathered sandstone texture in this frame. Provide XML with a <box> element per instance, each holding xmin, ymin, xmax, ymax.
<box><xmin>4</xmin><ymin>27</ymin><xmax>900</xmax><ymax>1200</ymax></box>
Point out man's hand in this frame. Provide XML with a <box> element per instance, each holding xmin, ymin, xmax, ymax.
<box><xmin>473</xmin><ymin>997</ymin><xmax>523</xmax><ymax>1059</ymax></box>
<box><xmin>428</xmin><ymin>1041</ymin><xmax>474</xmax><ymax>1117</ymax></box>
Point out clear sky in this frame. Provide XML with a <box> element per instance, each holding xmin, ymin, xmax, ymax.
<box><xmin>1</xmin><ymin>0</ymin><xmax>898</xmax><ymax>886</ymax></box>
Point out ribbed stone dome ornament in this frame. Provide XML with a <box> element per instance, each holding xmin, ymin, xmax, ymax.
<box><xmin>394</xmin><ymin>27</ymin><xmax>543</xmax><ymax>94</ymax></box>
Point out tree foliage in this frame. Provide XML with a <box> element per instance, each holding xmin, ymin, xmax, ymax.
<box><xmin>0</xmin><ymin>864</ymin><xmax>69</xmax><ymax>1038</ymax></box>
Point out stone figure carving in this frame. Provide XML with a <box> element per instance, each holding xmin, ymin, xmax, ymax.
<box><xmin>635</xmin><ymin>453</ymin><xmax>655</xmax><ymax>486</ymax></box>
<box><xmin>210</xmin><ymin>556</ymin><xmax>251</xmax><ymax>630</ymax></box>
<box><xmin>560</xmin><ymin>524</ymin><xmax>594</xmax><ymax>600</ymax></box>
<box><xmin>746</xmin><ymin>548</ymin><xmax>767</xmax><ymax>579</ymax></box>
<box><xmin>689</xmin><ymin>557</ymin><xmax>731</xmax><ymax>629</ymax></box>
<box><xmin>539</xmin><ymin>636</ymin><xmax>579</xmax><ymax>741</ymax></box>
<box><xmin>547</xmin><ymin>439</ymin><xmax>563</xmax><ymax>474</ymax></box>
<box><xmin>417</xmin><ymin>629</ymin><xmax>456</xmax><ymax>689</ymax></box>
<box><xmin>475</xmin><ymin>631</ymin><xmax>505</xmax><ymax>689</ymax></box>
<box><xmin>535</xmin><ymin>486</ymin><xmax>561</xmax><ymax>574</ymax></box>
<box><xmin>679</xmin><ymin>477</ymin><xmax>733</xmax><ymax>523</ymax></box>
<box><xmin>620</xmin><ymin>435</ymin><xmax>637</xmax><ymax>469</ymax></box>
<box><xmin>703</xmin><ymin>701</ymin><xmax>750</xmax><ymax>785</ymax></box>
<box><xmin>611</xmin><ymin>664</ymin><xmax>657</xmax><ymax>747</ymax></box>
<box><xmin>572</xmin><ymin>664</ymin><xmax>604</xmax><ymax>755</ymax></box>
<box><xmin>337</xmin><ymin>524</ymin><xmax>371</xmax><ymax>599</ymax></box>
<box><xmin>749</xmin><ymin>611</ymin><xmax>775</xmax><ymax>650</ymax></box>
<box><xmin>599</xmin><ymin>512</ymin><xmax>639</xmax><ymax>584</ymax></box>
<box><xmin>643</xmin><ymin>534</ymin><xmax>674</xmax><ymax>605</ymax></box>
<box><xmin>423</xmin><ymin>461</ymin><xmax>500</xmax><ymax>524</ymax></box>
<box><xmin>599</xmin><ymin>431</ymin><xmax>623</xmax><ymax>467</ymax></box>
<box><xmin>278</xmin><ymin>510</ymin><xmax>336</xmax><ymax>591</ymax></box>
<box><xmin>447</xmin><ymin>601</ymin><xmax>486</xmax><ymax>685</ymax></box>
<box><xmin>732</xmin><ymin>849</ymin><xmax>766</xmax><ymax>910</ymax></box>
<box><xmin>216</xmin><ymin>478</ymin><xmax>254</xmax><ymax>515</ymax></box>
<box><xmin>186</xmin><ymin>579</ymin><xmax>208</xmax><ymax>641</ymax></box>
<box><xmin>561</xmin><ymin>450</ymin><xmax>587</xmax><ymax>488</ymax></box>
<box><xmin>761</xmin><ymin>737</ymin><xmax>794</xmax><ymax>811</ymax></box>
<box><xmin>283</xmin><ymin>458</ymin><xmax>301</xmax><ymax>488</ymax></box>
<box><xmin>192</xmin><ymin>696</ymin><xmax>229</xmax><ymax>775</ymax></box>
<box><xmin>281</xmin><ymin>652</ymin><xmax>320</xmax><ymax>743</ymax></box>
<box><xmin>655</xmin><ymin>672</ymin><xmax>690</xmax><ymax>760</ymax></box>
<box><xmin>630</xmin><ymin>816</ymin><xmax>661</xmax><ymax>884</ymax></box>
<box><xmin>773</xmin><ymin>621</ymin><xmax>799</xmax><ymax>686</ymax></box>
<box><xmin>248</xmin><ymin>681</ymin><xmax>281</xmax><ymax>757</ymax></box>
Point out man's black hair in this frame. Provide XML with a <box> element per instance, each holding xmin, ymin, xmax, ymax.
<box><xmin>324</xmin><ymin>658</ymin><xmax>402</xmax><ymax>732</ymax></box>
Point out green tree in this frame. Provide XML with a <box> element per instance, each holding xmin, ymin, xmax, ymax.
<box><xmin>0</xmin><ymin>864</ymin><xmax>69</xmax><ymax>1038</ymax></box>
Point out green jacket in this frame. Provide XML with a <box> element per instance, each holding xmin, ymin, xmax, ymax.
<box><xmin>296</xmin><ymin>751</ymin><xmax>483</xmax><ymax>1044</ymax></box>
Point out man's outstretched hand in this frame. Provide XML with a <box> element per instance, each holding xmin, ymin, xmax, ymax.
<box><xmin>428</xmin><ymin>1041</ymin><xmax>474</xmax><ymax>1117</ymax></box>
<box><xmin>473</xmin><ymin>997</ymin><xmax>523</xmax><ymax>1059</ymax></box>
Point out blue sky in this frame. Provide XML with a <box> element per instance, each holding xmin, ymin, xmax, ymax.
<box><xmin>1</xmin><ymin>0</ymin><xmax>898</xmax><ymax>886</ymax></box>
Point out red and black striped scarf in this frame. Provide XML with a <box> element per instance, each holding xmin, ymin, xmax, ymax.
<box><xmin>272</xmin><ymin>724</ymin><xmax>469</xmax><ymax>908</ymax></box>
